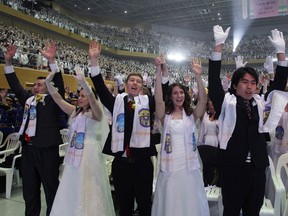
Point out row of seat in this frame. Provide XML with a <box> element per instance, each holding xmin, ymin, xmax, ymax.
<box><xmin>0</xmin><ymin>132</ymin><xmax>22</xmax><ymax>199</ymax></box>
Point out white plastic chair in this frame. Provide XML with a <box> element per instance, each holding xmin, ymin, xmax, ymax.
<box><xmin>205</xmin><ymin>185</ymin><xmax>223</xmax><ymax>216</ymax></box>
<box><xmin>275</xmin><ymin>153</ymin><xmax>288</xmax><ymax>216</ymax></box>
<box><xmin>0</xmin><ymin>140</ymin><xmax>21</xmax><ymax>198</ymax></box>
<box><xmin>0</xmin><ymin>132</ymin><xmax>20</xmax><ymax>163</ymax></box>
<box><xmin>260</xmin><ymin>156</ymin><xmax>282</xmax><ymax>216</ymax></box>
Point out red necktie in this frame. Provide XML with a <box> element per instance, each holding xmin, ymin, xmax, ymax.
<box><xmin>125</xmin><ymin>100</ymin><xmax>133</xmax><ymax>157</ymax></box>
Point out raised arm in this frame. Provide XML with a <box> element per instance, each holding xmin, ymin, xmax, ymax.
<box><xmin>154</xmin><ymin>56</ymin><xmax>166</xmax><ymax>122</ymax></box>
<box><xmin>75</xmin><ymin>69</ymin><xmax>103</xmax><ymax>121</ymax></box>
<box><xmin>40</xmin><ymin>41</ymin><xmax>65</xmax><ymax>98</ymax></box>
<box><xmin>45</xmin><ymin>72</ymin><xmax>75</xmax><ymax>115</ymax></box>
<box><xmin>191</xmin><ymin>58</ymin><xmax>207</xmax><ymax>120</ymax></box>
<box><xmin>4</xmin><ymin>45</ymin><xmax>30</xmax><ymax>106</ymax></box>
<box><xmin>266</xmin><ymin>29</ymin><xmax>288</xmax><ymax>98</ymax></box>
<box><xmin>89</xmin><ymin>40</ymin><xmax>115</xmax><ymax>112</ymax></box>
<box><xmin>208</xmin><ymin>25</ymin><xmax>230</xmax><ymax>118</ymax></box>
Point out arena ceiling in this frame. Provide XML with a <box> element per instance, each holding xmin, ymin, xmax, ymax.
<box><xmin>54</xmin><ymin>0</ymin><xmax>287</xmax><ymax>32</ymax></box>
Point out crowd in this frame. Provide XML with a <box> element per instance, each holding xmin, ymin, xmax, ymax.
<box><xmin>1</xmin><ymin>0</ymin><xmax>288</xmax><ymax>64</ymax></box>
<box><xmin>0</xmin><ymin>1</ymin><xmax>288</xmax><ymax>216</ymax></box>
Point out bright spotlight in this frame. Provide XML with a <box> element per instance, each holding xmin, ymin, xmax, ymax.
<box><xmin>233</xmin><ymin>29</ymin><xmax>245</xmax><ymax>52</ymax></box>
<box><xmin>167</xmin><ymin>53</ymin><xmax>185</xmax><ymax>62</ymax></box>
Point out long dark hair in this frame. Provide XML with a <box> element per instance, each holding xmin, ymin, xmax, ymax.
<box><xmin>165</xmin><ymin>83</ymin><xmax>194</xmax><ymax>116</ymax></box>
<box><xmin>73</xmin><ymin>87</ymin><xmax>98</xmax><ymax>117</ymax></box>
<box><xmin>229</xmin><ymin>67</ymin><xmax>258</xmax><ymax>95</ymax></box>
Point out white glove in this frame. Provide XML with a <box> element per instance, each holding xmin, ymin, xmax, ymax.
<box><xmin>142</xmin><ymin>72</ymin><xmax>148</xmax><ymax>82</ymax></box>
<box><xmin>146</xmin><ymin>76</ymin><xmax>153</xmax><ymax>88</ymax></box>
<box><xmin>235</xmin><ymin>56</ymin><xmax>248</xmax><ymax>69</ymax></box>
<box><xmin>114</xmin><ymin>73</ymin><xmax>124</xmax><ymax>86</ymax></box>
<box><xmin>268</xmin><ymin>29</ymin><xmax>285</xmax><ymax>54</ymax></box>
<box><xmin>213</xmin><ymin>25</ymin><xmax>231</xmax><ymax>46</ymax></box>
<box><xmin>45</xmin><ymin>71</ymin><xmax>57</xmax><ymax>94</ymax></box>
<box><xmin>74</xmin><ymin>68</ymin><xmax>92</xmax><ymax>95</ymax></box>
<box><xmin>263</xmin><ymin>56</ymin><xmax>274</xmax><ymax>74</ymax></box>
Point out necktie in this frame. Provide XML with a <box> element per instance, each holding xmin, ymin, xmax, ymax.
<box><xmin>126</xmin><ymin>100</ymin><xmax>133</xmax><ymax>157</ymax></box>
<box><xmin>244</xmin><ymin>100</ymin><xmax>252</xmax><ymax>120</ymax></box>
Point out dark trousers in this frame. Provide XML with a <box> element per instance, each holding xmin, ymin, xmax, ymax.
<box><xmin>220</xmin><ymin>163</ymin><xmax>266</xmax><ymax>216</ymax></box>
<box><xmin>112</xmin><ymin>157</ymin><xmax>153</xmax><ymax>216</ymax></box>
<box><xmin>21</xmin><ymin>145</ymin><xmax>59</xmax><ymax>216</ymax></box>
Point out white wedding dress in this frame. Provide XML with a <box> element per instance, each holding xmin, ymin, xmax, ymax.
<box><xmin>50</xmin><ymin>114</ymin><xmax>115</xmax><ymax>216</ymax></box>
<box><xmin>152</xmin><ymin>119</ymin><xmax>210</xmax><ymax>216</ymax></box>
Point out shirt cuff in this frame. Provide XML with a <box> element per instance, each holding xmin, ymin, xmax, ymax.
<box><xmin>277</xmin><ymin>60</ymin><xmax>288</xmax><ymax>67</ymax></box>
<box><xmin>49</xmin><ymin>63</ymin><xmax>60</xmax><ymax>73</ymax></box>
<box><xmin>90</xmin><ymin>66</ymin><xmax>100</xmax><ymax>77</ymax></box>
<box><xmin>5</xmin><ymin>65</ymin><xmax>14</xmax><ymax>74</ymax></box>
<box><xmin>211</xmin><ymin>52</ymin><xmax>222</xmax><ymax>61</ymax></box>
<box><xmin>161</xmin><ymin>76</ymin><xmax>169</xmax><ymax>84</ymax></box>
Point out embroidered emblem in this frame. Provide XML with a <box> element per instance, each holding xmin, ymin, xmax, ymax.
<box><xmin>75</xmin><ymin>132</ymin><xmax>85</xmax><ymax>149</ymax></box>
<box><xmin>23</xmin><ymin>104</ymin><xmax>29</xmax><ymax>119</ymax></box>
<box><xmin>275</xmin><ymin>126</ymin><xmax>284</xmax><ymax>140</ymax></box>
<box><xmin>138</xmin><ymin>108</ymin><xmax>150</xmax><ymax>127</ymax></box>
<box><xmin>70</xmin><ymin>132</ymin><xmax>76</xmax><ymax>147</ymax></box>
<box><xmin>116</xmin><ymin>113</ymin><xmax>125</xmax><ymax>133</ymax></box>
<box><xmin>29</xmin><ymin>105</ymin><xmax>37</xmax><ymax>120</ymax></box>
<box><xmin>164</xmin><ymin>133</ymin><xmax>172</xmax><ymax>153</ymax></box>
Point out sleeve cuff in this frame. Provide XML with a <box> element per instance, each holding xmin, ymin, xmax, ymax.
<box><xmin>161</xmin><ymin>76</ymin><xmax>169</xmax><ymax>84</ymax></box>
<box><xmin>211</xmin><ymin>52</ymin><xmax>222</xmax><ymax>61</ymax></box>
<box><xmin>90</xmin><ymin>66</ymin><xmax>101</xmax><ymax>77</ymax></box>
<box><xmin>49</xmin><ymin>63</ymin><xmax>60</xmax><ymax>73</ymax></box>
<box><xmin>4</xmin><ymin>65</ymin><xmax>14</xmax><ymax>74</ymax></box>
<box><xmin>277</xmin><ymin>60</ymin><xmax>288</xmax><ymax>67</ymax></box>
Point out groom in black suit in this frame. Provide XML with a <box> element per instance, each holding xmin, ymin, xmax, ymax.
<box><xmin>4</xmin><ymin>42</ymin><xmax>65</xmax><ymax>216</ymax></box>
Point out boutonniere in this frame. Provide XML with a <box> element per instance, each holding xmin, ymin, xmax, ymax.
<box><xmin>131</xmin><ymin>100</ymin><xmax>136</xmax><ymax>109</ymax></box>
<box><xmin>36</xmin><ymin>94</ymin><xmax>46</xmax><ymax>105</ymax></box>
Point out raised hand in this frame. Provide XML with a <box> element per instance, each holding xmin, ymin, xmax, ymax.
<box><xmin>45</xmin><ymin>71</ymin><xmax>57</xmax><ymax>94</ymax></box>
<box><xmin>114</xmin><ymin>73</ymin><xmax>124</xmax><ymax>86</ymax></box>
<box><xmin>142</xmin><ymin>72</ymin><xmax>148</xmax><ymax>82</ymax></box>
<box><xmin>74</xmin><ymin>67</ymin><xmax>92</xmax><ymax>95</ymax></box>
<box><xmin>74</xmin><ymin>67</ymin><xmax>85</xmax><ymax>83</ymax></box>
<box><xmin>235</xmin><ymin>56</ymin><xmax>248</xmax><ymax>69</ymax></box>
<box><xmin>190</xmin><ymin>58</ymin><xmax>202</xmax><ymax>76</ymax></box>
<box><xmin>155</xmin><ymin>55</ymin><xmax>164</xmax><ymax>70</ymax></box>
<box><xmin>213</xmin><ymin>25</ymin><xmax>231</xmax><ymax>45</ymax></box>
<box><xmin>4</xmin><ymin>45</ymin><xmax>17</xmax><ymax>63</ymax></box>
<box><xmin>263</xmin><ymin>56</ymin><xmax>274</xmax><ymax>73</ymax></box>
<box><xmin>155</xmin><ymin>55</ymin><xmax>168</xmax><ymax>77</ymax></box>
<box><xmin>39</xmin><ymin>41</ymin><xmax>57</xmax><ymax>63</ymax></box>
<box><xmin>183</xmin><ymin>74</ymin><xmax>191</xmax><ymax>85</ymax></box>
<box><xmin>268</xmin><ymin>29</ymin><xmax>285</xmax><ymax>54</ymax></box>
<box><xmin>89</xmin><ymin>40</ymin><xmax>101</xmax><ymax>61</ymax></box>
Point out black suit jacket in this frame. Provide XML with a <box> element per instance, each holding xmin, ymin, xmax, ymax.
<box><xmin>5</xmin><ymin>71</ymin><xmax>65</xmax><ymax>148</ymax></box>
<box><xmin>208</xmin><ymin>59</ymin><xmax>288</xmax><ymax>168</ymax></box>
<box><xmin>91</xmin><ymin>74</ymin><xmax>168</xmax><ymax>158</ymax></box>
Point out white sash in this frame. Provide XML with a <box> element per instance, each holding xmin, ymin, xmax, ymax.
<box><xmin>111</xmin><ymin>93</ymin><xmax>151</xmax><ymax>153</ymax></box>
<box><xmin>19</xmin><ymin>95</ymin><xmax>48</xmax><ymax>137</ymax></box>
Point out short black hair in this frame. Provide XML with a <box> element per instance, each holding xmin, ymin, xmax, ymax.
<box><xmin>229</xmin><ymin>67</ymin><xmax>258</xmax><ymax>94</ymax></box>
<box><xmin>36</xmin><ymin>76</ymin><xmax>46</xmax><ymax>80</ymax></box>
